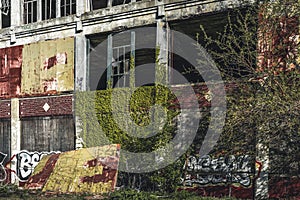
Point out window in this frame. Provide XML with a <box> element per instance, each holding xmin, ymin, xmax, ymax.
<box><xmin>60</xmin><ymin>0</ymin><xmax>76</xmax><ymax>17</ymax></box>
<box><xmin>107</xmin><ymin>32</ymin><xmax>135</xmax><ymax>88</ymax></box>
<box><xmin>42</xmin><ymin>0</ymin><xmax>56</xmax><ymax>20</ymax></box>
<box><xmin>90</xmin><ymin>0</ymin><xmax>142</xmax><ymax>11</ymax></box>
<box><xmin>24</xmin><ymin>0</ymin><xmax>38</xmax><ymax>24</ymax></box>
<box><xmin>0</xmin><ymin>0</ymin><xmax>10</xmax><ymax>28</ymax></box>
<box><xmin>111</xmin><ymin>45</ymin><xmax>131</xmax><ymax>87</ymax></box>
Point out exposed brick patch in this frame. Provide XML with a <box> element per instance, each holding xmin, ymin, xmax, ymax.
<box><xmin>20</xmin><ymin>95</ymin><xmax>73</xmax><ymax>118</ymax></box>
<box><xmin>0</xmin><ymin>100</ymin><xmax>11</xmax><ymax>119</ymax></box>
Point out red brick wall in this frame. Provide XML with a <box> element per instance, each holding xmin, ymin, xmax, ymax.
<box><xmin>0</xmin><ymin>100</ymin><xmax>11</xmax><ymax>119</ymax></box>
<box><xmin>20</xmin><ymin>95</ymin><xmax>73</xmax><ymax>118</ymax></box>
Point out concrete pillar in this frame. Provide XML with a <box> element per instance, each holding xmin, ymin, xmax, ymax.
<box><xmin>76</xmin><ymin>0</ymin><xmax>90</xmax><ymax>16</ymax></box>
<box><xmin>74</xmin><ymin>36</ymin><xmax>88</xmax><ymax>149</ymax></box>
<box><xmin>255</xmin><ymin>136</ymin><xmax>269</xmax><ymax>199</ymax></box>
<box><xmin>10</xmin><ymin>0</ymin><xmax>22</xmax><ymax>26</ymax></box>
<box><xmin>10</xmin><ymin>98</ymin><xmax>21</xmax><ymax>184</ymax></box>
<box><xmin>155</xmin><ymin>18</ymin><xmax>169</xmax><ymax>85</ymax></box>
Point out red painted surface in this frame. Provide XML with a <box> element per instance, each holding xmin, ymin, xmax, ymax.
<box><xmin>0</xmin><ymin>46</ymin><xmax>23</xmax><ymax>98</ymax></box>
<box><xmin>178</xmin><ymin>185</ymin><xmax>253</xmax><ymax>199</ymax></box>
<box><xmin>0</xmin><ymin>100</ymin><xmax>11</xmax><ymax>118</ymax></box>
<box><xmin>19</xmin><ymin>95</ymin><xmax>73</xmax><ymax>117</ymax></box>
<box><xmin>269</xmin><ymin>176</ymin><xmax>300</xmax><ymax>199</ymax></box>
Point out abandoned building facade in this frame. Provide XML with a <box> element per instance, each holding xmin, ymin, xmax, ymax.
<box><xmin>0</xmin><ymin>0</ymin><xmax>299</xmax><ymax>199</ymax></box>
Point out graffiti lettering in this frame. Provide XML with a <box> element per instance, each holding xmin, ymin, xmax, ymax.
<box><xmin>16</xmin><ymin>151</ymin><xmax>59</xmax><ymax>181</ymax></box>
<box><xmin>0</xmin><ymin>152</ymin><xmax>7</xmax><ymax>182</ymax></box>
<box><xmin>181</xmin><ymin>155</ymin><xmax>253</xmax><ymax>187</ymax></box>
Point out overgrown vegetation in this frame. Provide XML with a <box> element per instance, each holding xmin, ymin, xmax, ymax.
<box><xmin>75</xmin><ymin>0</ymin><xmax>300</xmax><ymax>198</ymax></box>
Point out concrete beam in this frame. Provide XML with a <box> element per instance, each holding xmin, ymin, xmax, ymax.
<box><xmin>0</xmin><ymin>0</ymin><xmax>254</xmax><ymax>47</ymax></box>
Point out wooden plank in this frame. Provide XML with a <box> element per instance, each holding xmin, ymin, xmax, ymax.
<box><xmin>21</xmin><ymin>116</ymin><xmax>75</xmax><ymax>152</ymax></box>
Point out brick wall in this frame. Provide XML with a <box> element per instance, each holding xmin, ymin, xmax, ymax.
<box><xmin>20</xmin><ymin>95</ymin><xmax>73</xmax><ymax>118</ymax></box>
<box><xmin>0</xmin><ymin>100</ymin><xmax>11</xmax><ymax>119</ymax></box>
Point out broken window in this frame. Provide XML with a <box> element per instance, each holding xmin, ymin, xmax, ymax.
<box><xmin>0</xmin><ymin>0</ymin><xmax>10</xmax><ymax>28</ymax></box>
<box><xmin>42</xmin><ymin>0</ymin><xmax>56</xmax><ymax>20</ymax></box>
<box><xmin>60</xmin><ymin>0</ymin><xmax>76</xmax><ymax>17</ymax></box>
<box><xmin>107</xmin><ymin>32</ymin><xmax>135</xmax><ymax>88</ymax></box>
<box><xmin>24</xmin><ymin>0</ymin><xmax>38</xmax><ymax>24</ymax></box>
<box><xmin>111</xmin><ymin>45</ymin><xmax>131</xmax><ymax>87</ymax></box>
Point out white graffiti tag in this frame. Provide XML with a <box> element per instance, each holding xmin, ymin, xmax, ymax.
<box><xmin>16</xmin><ymin>151</ymin><xmax>59</xmax><ymax>181</ymax></box>
<box><xmin>0</xmin><ymin>152</ymin><xmax>7</xmax><ymax>182</ymax></box>
<box><xmin>181</xmin><ymin>155</ymin><xmax>253</xmax><ymax>187</ymax></box>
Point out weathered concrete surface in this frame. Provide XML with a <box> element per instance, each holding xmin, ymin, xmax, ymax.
<box><xmin>0</xmin><ymin>0</ymin><xmax>253</xmax><ymax>48</ymax></box>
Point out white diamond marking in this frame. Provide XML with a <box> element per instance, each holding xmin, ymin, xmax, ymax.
<box><xmin>43</xmin><ymin>103</ymin><xmax>50</xmax><ymax>112</ymax></box>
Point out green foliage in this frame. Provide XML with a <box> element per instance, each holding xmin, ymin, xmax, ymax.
<box><xmin>201</xmin><ymin>0</ymin><xmax>300</xmax><ymax>177</ymax></box>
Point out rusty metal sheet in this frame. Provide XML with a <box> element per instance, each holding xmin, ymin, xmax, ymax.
<box><xmin>0</xmin><ymin>45</ymin><xmax>23</xmax><ymax>98</ymax></box>
<box><xmin>25</xmin><ymin>144</ymin><xmax>121</xmax><ymax>194</ymax></box>
<box><xmin>21</xmin><ymin>37</ymin><xmax>74</xmax><ymax>96</ymax></box>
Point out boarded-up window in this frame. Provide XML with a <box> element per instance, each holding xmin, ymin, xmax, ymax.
<box><xmin>21</xmin><ymin>37</ymin><xmax>74</xmax><ymax>95</ymax></box>
<box><xmin>0</xmin><ymin>46</ymin><xmax>23</xmax><ymax>97</ymax></box>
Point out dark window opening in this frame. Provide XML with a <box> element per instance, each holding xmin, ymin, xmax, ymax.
<box><xmin>61</xmin><ymin>0</ymin><xmax>76</xmax><ymax>17</ymax></box>
<box><xmin>1</xmin><ymin>0</ymin><xmax>10</xmax><ymax>28</ymax></box>
<box><xmin>42</xmin><ymin>0</ymin><xmax>56</xmax><ymax>20</ymax></box>
<box><xmin>112</xmin><ymin>0</ymin><xmax>131</xmax><ymax>6</ymax></box>
<box><xmin>90</xmin><ymin>0</ymin><xmax>108</xmax><ymax>10</ymax></box>
<box><xmin>24</xmin><ymin>0</ymin><xmax>38</xmax><ymax>24</ymax></box>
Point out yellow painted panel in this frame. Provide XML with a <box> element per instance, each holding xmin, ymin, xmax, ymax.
<box><xmin>21</xmin><ymin>37</ymin><xmax>74</xmax><ymax>95</ymax></box>
<box><xmin>40</xmin><ymin>144</ymin><xmax>120</xmax><ymax>194</ymax></box>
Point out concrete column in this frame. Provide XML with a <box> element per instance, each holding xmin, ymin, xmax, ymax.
<box><xmin>76</xmin><ymin>0</ymin><xmax>89</xmax><ymax>16</ymax></box>
<box><xmin>75</xmin><ymin>36</ymin><xmax>88</xmax><ymax>91</ymax></box>
<box><xmin>10</xmin><ymin>98</ymin><xmax>21</xmax><ymax>184</ymax></box>
<box><xmin>255</xmin><ymin>136</ymin><xmax>269</xmax><ymax>199</ymax></box>
<box><xmin>10</xmin><ymin>0</ymin><xmax>22</xmax><ymax>26</ymax></box>
<box><xmin>155</xmin><ymin>18</ymin><xmax>169</xmax><ymax>85</ymax></box>
<box><xmin>74</xmin><ymin>36</ymin><xmax>88</xmax><ymax>149</ymax></box>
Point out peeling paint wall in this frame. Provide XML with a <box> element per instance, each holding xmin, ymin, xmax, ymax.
<box><xmin>26</xmin><ymin>144</ymin><xmax>121</xmax><ymax>194</ymax></box>
<box><xmin>0</xmin><ymin>46</ymin><xmax>23</xmax><ymax>98</ymax></box>
<box><xmin>21</xmin><ymin>37</ymin><xmax>74</xmax><ymax>95</ymax></box>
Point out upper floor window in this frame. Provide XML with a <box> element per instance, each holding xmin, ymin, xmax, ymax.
<box><xmin>60</xmin><ymin>0</ymin><xmax>76</xmax><ymax>17</ymax></box>
<box><xmin>0</xmin><ymin>0</ymin><xmax>11</xmax><ymax>28</ymax></box>
<box><xmin>42</xmin><ymin>0</ymin><xmax>56</xmax><ymax>20</ymax></box>
<box><xmin>24</xmin><ymin>0</ymin><xmax>38</xmax><ymax>24</ymax></box>
<box><xmin>90</xmin><ymin>0</ymin><xmax>142</xmax><ymax>11</ymax></box>
<box><xmin>24</xmin><ymin>0</ymin><xmax>76</xmax><ymax>24</ymax></box>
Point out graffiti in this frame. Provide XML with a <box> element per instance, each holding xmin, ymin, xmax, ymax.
<box><xmin>181</xmin><ymin>155</ymin><xmax>253</xmax><ymax>187</ymax></box>
<box><xmin>0</xmin><ymin>152</ymin><xmax>7</xmax><ymax>182</ymax></box>
<box><xmin>16</xmin><ymin>151</ymin><xmax>59</xmax><ymax>182</ymax></box>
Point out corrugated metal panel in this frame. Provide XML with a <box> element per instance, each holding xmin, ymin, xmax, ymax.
<box><xmin>0</xmin><ymin>46</ymin><xmax>23</xmax><ymax>98</ymax></box>
<box><xmin>21</xmin><ymin>37</ymin><xmax>74</xmax><ymax>96</ymax></box>
<box><xmin>26</xmin><ymin>144</ymin><xmax>121</xmax><ymax>194</ymax></box>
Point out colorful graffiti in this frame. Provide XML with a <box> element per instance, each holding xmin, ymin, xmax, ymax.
<box><xmin>26</xmin><ymin>144</ymin><xmax>121</xmax><ymax>194</ymax></box>
<box><xmin>181</xmin><ymin>155</ymin><xmax>253</xmax><ymax>187</ymax></box>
